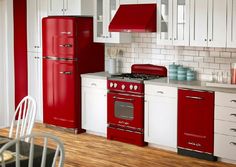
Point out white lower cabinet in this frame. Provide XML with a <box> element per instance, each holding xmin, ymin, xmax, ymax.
<box><xmin>214</xmin><ymin>91</ymin><xmax>236</xmax><ymax>161</ymax></box>
<box><xmin>144</xmin><ymin>84</ymin><xmax>177</xmax><ymax>149</ymax></box>
<box><xmin>81</xmin><ymin>77</ymin><xmax>107</xmax><ymax>136</ymax></box>
<box><xmin>27</xmin><ymin>52</ymin><xmax>43</xmax><ymax>122</ymax></box>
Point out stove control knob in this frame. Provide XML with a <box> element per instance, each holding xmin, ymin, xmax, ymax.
<box><xmin>110</xmin><ymin>82</ymin><xmax>113</xmax><ymax>88</ymax></box>
<box><xmin>129</xmin><ymin>85</ymin><xmax>133</xmax><ymax>90</ymax></box>
<box><xmin>134</xmin><ymin>85</ymin><xmax>138</xmax><ymax>90</ymax></box>
<box><xmin>121</xmin><ymin>84</ymin><xmax>126</xmax><ymax>90</ymax></box>
<box><xmin>114</xmin><ymin>83</ymin><xmax>118</xmax><ymax>88</ymax></box>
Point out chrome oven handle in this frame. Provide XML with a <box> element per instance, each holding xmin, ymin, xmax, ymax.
<box><xmin>113</xmin><ymin>96</ymin><xmax>134</xmax><ymax>102</ymax></box>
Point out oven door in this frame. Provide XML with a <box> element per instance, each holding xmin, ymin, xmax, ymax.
<box><xmin>108</xmin><ymin>92</ymin><xmax>144</xmax><ymax>129</ymax></box>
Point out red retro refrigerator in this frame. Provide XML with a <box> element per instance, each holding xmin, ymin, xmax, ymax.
<box><xmin>42</xmin><ymin>16</ymin><xmax>104</xmax><ymax>133</ymax></box>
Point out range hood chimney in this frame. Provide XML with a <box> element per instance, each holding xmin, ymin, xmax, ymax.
<box><xmin>109</xmin><ymin>4</ymin><xmax>157</xmax><ymax>33</ymax></box>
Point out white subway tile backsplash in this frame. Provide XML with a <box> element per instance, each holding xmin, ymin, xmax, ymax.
<box><xmin>184</xmin><ymin>56</ymin><xmax>194</xmax><ymax>61</ymax></box>
<box><xmin>105</xmin><ymin>34</ymin><xmax>235</xmax><ymax>81</ymax></box>
<box><xmin>220</xmin><ymin>52</ymin><xmax>231</xmax><ymax>58</ymax></box>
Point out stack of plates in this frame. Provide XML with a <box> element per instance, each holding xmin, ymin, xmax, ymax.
<box><xmin>177</xmin><ymin>66</ymin><xmax>187</xmax><ymax>81</ymax></box>
<box><xmin>187</xmin><ymin>70</ymin><xmax>196</xmax><ymax>81</ymax></box>
<box><xmin>169</xmin><ymin>63</ymin><xmax>196</xmax><ymax>81</ymax></box>
<box><xmin>169</xmin><ymin>63</ymin><xmax>178</xmax><ymax>80</ymax></box>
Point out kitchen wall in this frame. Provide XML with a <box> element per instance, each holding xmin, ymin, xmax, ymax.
<box><xmin>105</xmin><ymin>33</ymin><xmax>236</xmax><ymax>81</ymax></box>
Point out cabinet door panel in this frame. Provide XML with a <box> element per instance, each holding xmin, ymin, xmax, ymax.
<box><xmin>138</xmin><ymin>0</ymin><xmax>156</xmax><ymax>3</ymax></box>
<box><xmin>190</xmin><ymin>0</ymin><xmax>208</xmax><ymax>47</ymax></box>
<box><xmin>65</xmin><ymin>0</ymin><xmax>81</xmax><ymax>15</ymax></box>
<box><xmin>145</xmin><ymin>95</ymin><xmax>177</xmax><ymax>148</ymax></box>
<box><xmin>208</xmin><ymin>0</ymin><xmax>227</xmax><ymax>47</ymax></box>
<box><xmin>27</xmin><ymin>0</ymin><xmax>38</xmax><ymax>52</ymax></box>
<box><xmin>119</xmin><ymin>0</ymin><xmax>138</xmax><ymax>4</ymax></box>
<box><xmin>48</xmin><ymin>0</ymin><xmax>64</xmax><ymax>15</ymax></box>
<box><xmin>28</xmin><ymin>52</ymin><xmax>43</xmax><ymax>122</ymax></box>
<box><xmin>172</xmin><ymin>0</ymin><xmax>190</xmax><ymax>46</ymax></box>
<box><xmin>94</xmin><ymin>0</ymin><xmax>106</xmax><ymax>42</ymax></box>
<box><xmin>82</xmin><ymin>87</ymin><xmax>107</xmax><ymax>134</ymax></box>
<box><xmin>178</xmin><ymin>89</ymin><xmax>214</xmax><ymax>153</ymax></box>
<box><xmin>227</xmin><ymin>0</ymin><xmax>236</xmax><ymax>48</ymax></box>
<box><xmin>157</xmin><ymin>0</ymin><xmax>173</xmax><ymax>45</ymax></box>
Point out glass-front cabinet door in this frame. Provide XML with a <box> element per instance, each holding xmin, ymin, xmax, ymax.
<box><xmin>157</xmin><ymin>0</ymin><xmax>190</xmax><ymax>46</ymax></box>
<box><xmin>105</xmin><ymin>0</ymin><xmax>119</xmax><ymax>42</ymax></box>
<box><xmin>94</xmin><ymin>0</ymin><xmax>131</xmax><ymax>43</ymax></box>
<box><xmin>172</xmin><ymin>0</ymin><xmax>189</xmax><ymax>45</ymax></box>
<box><xmin>157</xmin><ymin>0</ymin><xmax>173</xmax><ymax>45</ymax></box>
<box><xmin>94</xmin><ymin>0</ymin><xmax>105</xmax><ymax>42</ymax></box>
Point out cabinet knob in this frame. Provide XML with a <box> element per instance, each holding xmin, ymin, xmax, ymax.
<box><xmin>230</xmin><ymin>113</ymin><xmax>236</xmax><ymax>117</ymax></box>
<box><xmin>61</xmin><ymin>9</ymin><xmax>64</xmax><ymax>11</ymax></box>
<box><xmin>230</xmin><ymin>142</ymin><xmax>236</xmax><ymax>146</ymax></box>
<box><xmin>209</xmin><ymin>39</ymin><xmax>212</xmax><ymax>42</ymax></box>
<box><xmin>204</xmin><ymin>39</ymin><xmax>207</xmax><ymax>41</ymax></box>
<box><xmin>174</xmin><ymin>38</ymin><xmax>177</xmax><ymax>40</ymax></box>
<box><xmin>170</xmin><ymin>38</ymin><xmax>172</xmax><ymax>40</ymax></box>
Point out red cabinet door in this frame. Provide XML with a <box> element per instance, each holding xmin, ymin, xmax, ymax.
<box><xmin>178</xmin><ymin>89</ymin><xmax>214</xmax><ymax>154</ymax></box>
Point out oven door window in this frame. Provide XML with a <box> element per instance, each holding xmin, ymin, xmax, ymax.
<box><xmin>114</xmin><ymin>101</ymin><xmax>134</xmax><ymax>120</ymax></box>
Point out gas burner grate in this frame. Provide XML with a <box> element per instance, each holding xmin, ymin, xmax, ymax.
<box><xmin>110</xmin><ymin>73</ymin><xmax>160</xmax><ymax>81</ymax></box>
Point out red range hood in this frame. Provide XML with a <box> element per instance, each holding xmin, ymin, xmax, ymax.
<box><xmin>109</xmin><ymin>4</ymin><xmax>157</xmax><ymax>33</ymax></box>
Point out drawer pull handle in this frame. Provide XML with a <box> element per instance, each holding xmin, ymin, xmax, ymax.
<box><xmin>231</xmin><ymin>100</ymin><xmax>236</xmax><ymax>103</ymax></box>
<box><xmin>91</xmin><ymin>83</ymin><xmax>97</xmax><ymax>86</ymax></box>
<box><xmin>230</xmin><ymin>113</ymin><xmax>236</xmax><ymax>117</ymax></box>
<box><xmin>61</xmin><ymin>31</ymin><xmax>71</xmax><ymax>35</ymax></box>
<box><xmin>230</xmin><ymin>142</ymin><xmax>236</xmax><ymax>146</ymax></box>
<box><xmin>59</xmin><ymin>71</ymin><xmax>72</xmax><ymax>75</ymax></box>
<box><xmin>59</xmin><ymin>44</ymin><xmax>73</xmax><ymax>48</ymax></box>
<box><xmin>186</xmin><ymin>96</ymin><xmax>203</xmax><ymax>100</ymax></box>
<box><xmin>156</xmin><ymin>91</ymin><xmax>164</xmax><ymax>94</ymax></box>
<box><xmin>230</xmin><ymin>128</ymin><xmax>236</xmax><ymax>132</ymax></box>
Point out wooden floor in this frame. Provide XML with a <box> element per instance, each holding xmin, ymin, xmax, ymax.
<box><xmin>0</xmin><ymin>123</ymin><xmax>235</xmax><ymax>167</ymax></box>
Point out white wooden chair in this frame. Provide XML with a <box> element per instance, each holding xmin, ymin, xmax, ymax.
<box><xmin>0</xmin><ymin>132</ymin><xmax>65</xmax><ymax>167</ymax></box>
<box><xmin>9</xmin><ymin>96</ymin><xmax>36</xmax><ymax>140</ymax></box>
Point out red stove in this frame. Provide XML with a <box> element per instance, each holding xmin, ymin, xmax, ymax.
<box><xmin>107</xmin><ymin>64</ymin><xmax>167</xmax><ymax>146</ymax></box>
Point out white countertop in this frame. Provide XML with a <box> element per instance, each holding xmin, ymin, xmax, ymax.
<box><xmin>144</xmin><ymin>78</ymin><xmax>236</xmax><ymax>94</ymax></box>
<box><xmin>81</xmin><ymin>72</ymin><xmax>236</xmax><ymax>93</ymax></box>
<box><xmin>81</xmin><ymin>71</ymin><xmax>111</xmax><ymax>80</ymax></box>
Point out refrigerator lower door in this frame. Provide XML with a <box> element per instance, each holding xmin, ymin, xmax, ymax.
<box><xmin>43</xmin><ymin>59</ymin><xmax>78</xmax><ymax>129</ymax></box>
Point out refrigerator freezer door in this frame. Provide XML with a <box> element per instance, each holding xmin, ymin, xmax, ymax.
<box><xmin>43</xmin><ymin>59</ymin><xmax>78</xmax><ymax>128</ymax></box>
<box><xmin>42</xmin><ymin>17</ymin><xmax>77</xmax><ymax>59</ymax></box>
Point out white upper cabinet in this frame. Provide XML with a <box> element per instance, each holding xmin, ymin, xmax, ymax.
<box><xmin>138</xmin><ymin>0</ymin><xmax>156</xmax><ymax>4</ymax></box>
<box><xmin>27</xmin><ymin>0</ymin><xmax>47</xmax><ymax>52</ymax></box>
<box><xmin>157</xmin><ymin>0</ymin><xmax>190</xmax><ymax>46</ymax></box>
<box><xmin>190</xmin><ymin>0</ymin><xmax>227</xmax><ymax>47</ymax></box>
<box><xmin>227</xmin><ymin>0</ymin><xmax>236</xmax><ymax>48</ymax></box>
<box><xmin>120</xmin><ymin>0</ymin><xmax>156</xmax><ymax>4</ymax></box>
<box><xmin>119</xmin><ymin>0</ymin><xmax>138</xmax><ymax>4</ymax></box>
<box><xmin>93</xmin><ymin>0</ymin><xmax>131</xmax><ymax>43</ymax></box>
<box><xmin>48</xmin><ymin>0</ymin><xmax>93</xmax><ymax>16</ymax></box>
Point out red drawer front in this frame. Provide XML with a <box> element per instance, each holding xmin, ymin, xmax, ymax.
<box><xmin>107</xmin><ymin>127</ymin><xmax>146</xmax><ymax>146</ymax></box>
<box><xmin>178</xmin><ymin>89</ymin><xmax>214</xmax><ymax>154</ymax></box>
